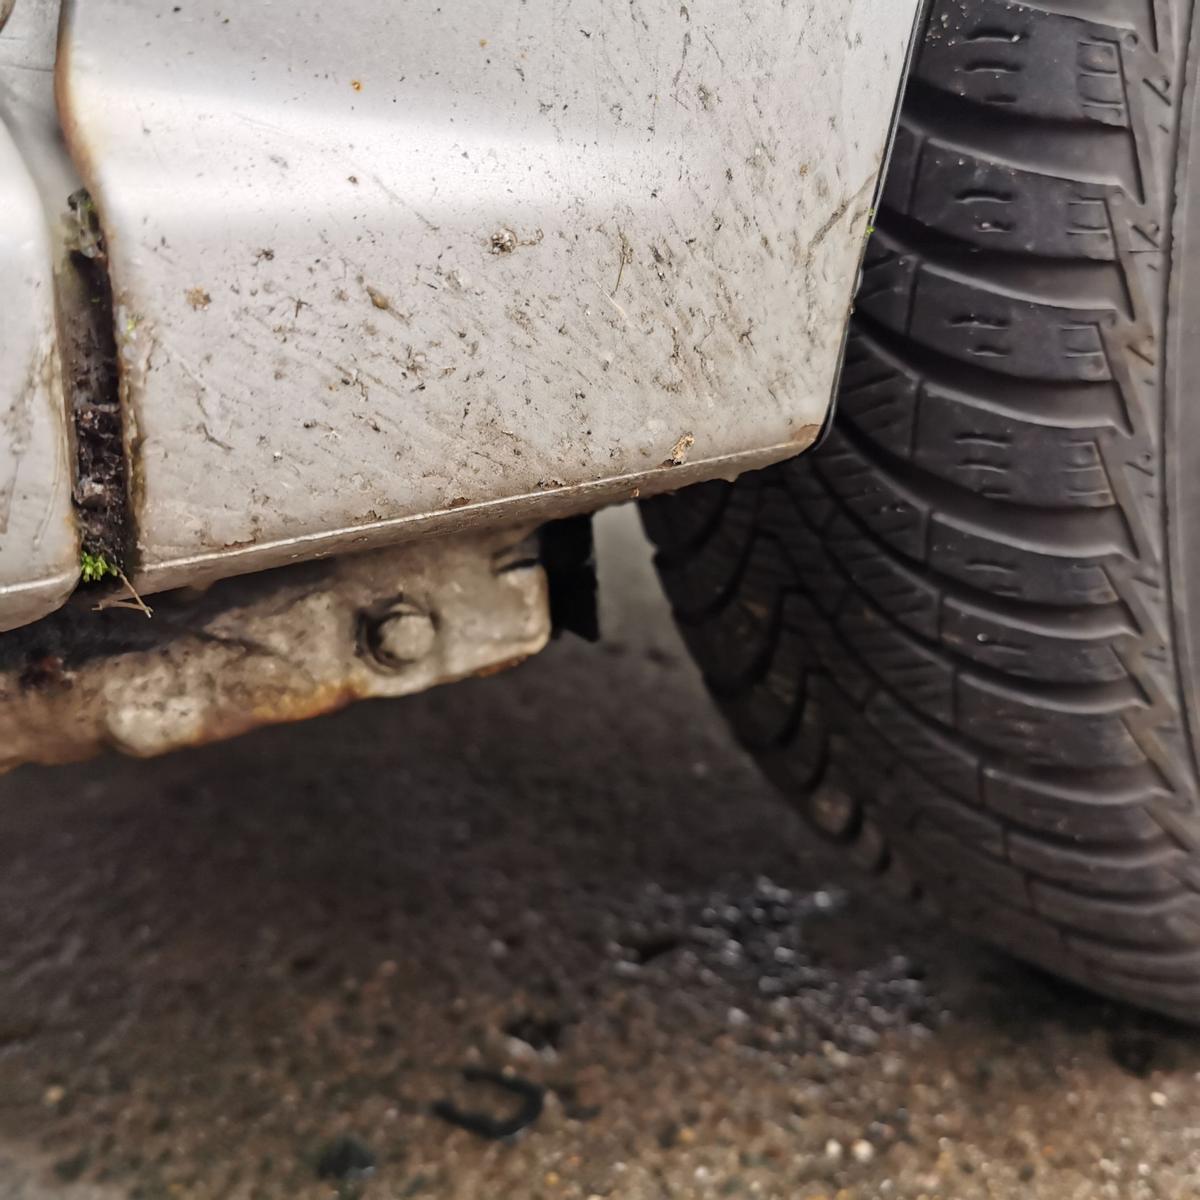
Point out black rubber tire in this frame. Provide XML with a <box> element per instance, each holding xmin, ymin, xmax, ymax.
<box><xmin>642</xmin><ymin>0</ymin><xmax>1200</xmax><ymax>1021</ymax></box>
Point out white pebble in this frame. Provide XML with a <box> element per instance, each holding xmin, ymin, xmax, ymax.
<box><xmin>852</xmin><ymin>1139</ymin><xmax>876</xmax><ymax>1164</ymax></box>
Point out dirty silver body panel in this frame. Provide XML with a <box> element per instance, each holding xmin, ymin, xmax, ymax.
<box><xmin>55</xmin><ymin>0</ymin><xmax>920</xmax><ymax>594</ymax></box>
<box><xmin>0</xmin><ymin>131</ymin><xmax>77</xmax><ymax>631</ymax></box>
<box><xmin>0</xmin><ymin>1</ymin><xmax>79</xmax><ymax>632</ymax></box>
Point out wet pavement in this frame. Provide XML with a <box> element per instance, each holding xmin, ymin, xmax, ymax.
<box><xmin>1</xmin><ymin>507</ymin><xmax>1199</xmax><ymax>1200</ymax></box>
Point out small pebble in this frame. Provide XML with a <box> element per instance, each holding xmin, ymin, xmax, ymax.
<box><xmin>315</xmin><ymin>1135</ymin><xmax>375</xmax><ymax>1182</ymax></box>
<box><xmin>851</xmin><ymin>1139</ymin><xmax>875</xmax><ymax>1164</ymax></box>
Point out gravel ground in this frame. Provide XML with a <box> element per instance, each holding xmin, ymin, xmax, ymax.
<box><xmin>1</xmin><ymin>507</ymin><xmax>1199</xmax><ymax>1200</ymax></box>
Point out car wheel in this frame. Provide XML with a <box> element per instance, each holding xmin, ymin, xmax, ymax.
<box><xmin>642</xmin><ymin>0</ymin><xmax>1200</xmax><ymax>1021</ymax></box>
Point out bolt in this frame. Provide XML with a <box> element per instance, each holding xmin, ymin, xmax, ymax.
<box><xmin>365</xmin><ymin>601</ymin><xmax>437</xmax><ymax>669</ymax></box>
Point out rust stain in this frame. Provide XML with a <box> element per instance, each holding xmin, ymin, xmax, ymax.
<box><xmin>471</xmin><ymin>653</ymin><xmax>532</xmax><ymax>680</ymax></box>
<box><xmin>198</xmin><ymin>681</ymin><xmax>366</xmax><ymax>751</ymax></box>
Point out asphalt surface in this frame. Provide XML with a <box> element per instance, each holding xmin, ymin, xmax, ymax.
<box><xmin>2</xmin><ymin>507</ymin><xmax>1199</xmax><ymax>1200</ymax></box>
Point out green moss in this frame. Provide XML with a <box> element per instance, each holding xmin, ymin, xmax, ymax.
<box><xmin>80</xmin><ymin>550</ymin><xmax>120</xmax><ymax>584</ymax></box>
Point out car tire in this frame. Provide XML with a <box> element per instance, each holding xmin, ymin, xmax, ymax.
<box><xmin>642</xmin><ymin>0</ymin><xmax>1200</xmax><ymax>1021</ymax></box>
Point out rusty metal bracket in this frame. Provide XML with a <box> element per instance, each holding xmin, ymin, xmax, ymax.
<box><xmin>0</xmin><ymin>525</ymin><xmax>549</xmax><ymax>772</ymax></box>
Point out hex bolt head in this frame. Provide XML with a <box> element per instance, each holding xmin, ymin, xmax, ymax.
<box><xmin>365</xmin><ymin>601</ymin><xmax>437</xmax><ymax>669</ymax></box>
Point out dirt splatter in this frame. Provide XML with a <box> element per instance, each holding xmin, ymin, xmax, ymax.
<box><xmin>663</xmin><ymin>432</ymin><xmax>695</xmax><ymax>466</ymax></box>
<box><xmin>490</xmin><ymin>228</ymin><xmax>519</xmax><ymax>255</ymax></box>
<box><xmin>365</xmin><ymin>285</ymin><xmax>391</xmax><ymax>310</ymax></box>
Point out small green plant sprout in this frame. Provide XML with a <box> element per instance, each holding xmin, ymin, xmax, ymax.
<box><xmin>79</xmin><ymin>551</ymin><xmax>154</xmax><ymax>617</ymax></box>
<box><xmin>865</xmin><ymin>207</ymin><xmax>877</xmax><ymax>236</ymax></box>
<box><xmin>79</xmin><ymin>550</ymin><xmax>119</xmax><ymax>584</ymax></box>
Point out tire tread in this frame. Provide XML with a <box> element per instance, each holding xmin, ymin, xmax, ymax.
<box><xmin>643</xmin><ymin>0</ymin><xmax>1200</xmax><ymax>1020</ymax></box>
